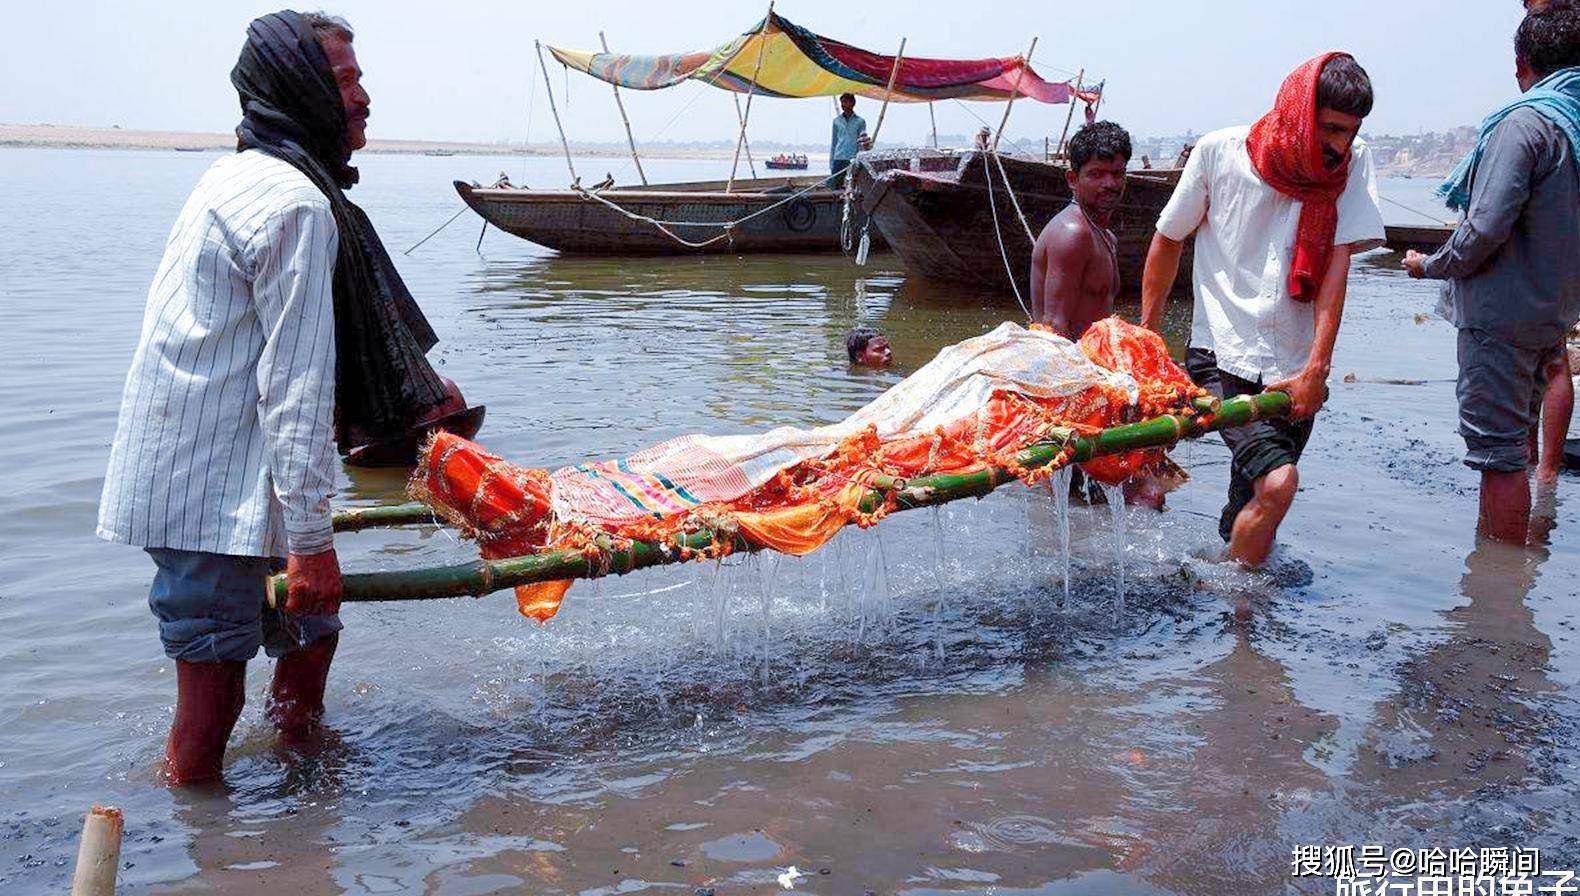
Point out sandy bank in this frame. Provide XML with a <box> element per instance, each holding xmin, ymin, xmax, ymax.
<box><xmin>0</xmin><ymin>123</ymin><xmax>744</xmax><ymax>159</ymax></box>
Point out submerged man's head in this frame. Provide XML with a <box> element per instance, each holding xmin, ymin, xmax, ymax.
<box><xmin>846</xmin><ymin>327</ymin><xmax>892</xmax><ymax>368</ymax></box>
<box><xmin>1065</xmin><ymin>121</ymin><xmax>1131</xmax><ymax>216</ymax></box>
<box><xmin>1314</xmin><ymin>55</ymin><xmax>1372</xmax><ymax>170</ymax></box>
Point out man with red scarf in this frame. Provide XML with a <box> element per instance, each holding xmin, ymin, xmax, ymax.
<box><xmin>1139</xmin><ymin>54</ymin><xmax>1385</xmax><ymax>570</ymax></box>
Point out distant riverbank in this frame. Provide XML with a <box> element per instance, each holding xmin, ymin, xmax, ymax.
<box><xmin>0</xmin><ymin>123</ymin><xmax>744</xmax><ymax>159</ymax></box>
<box><xmin>3</xmin><ymin>123</ymin><xmax>1455</xmax><ymax>179</ymax></box>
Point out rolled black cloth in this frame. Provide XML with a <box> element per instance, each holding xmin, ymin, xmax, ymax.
<box><xmin>232</xmin><ymin>10</ymin><xmax>448</xmax><ymax>449</ymax></box>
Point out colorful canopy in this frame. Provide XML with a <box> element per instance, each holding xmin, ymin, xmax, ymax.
<box><xmin>546</xmin><ymin>13</ymin><xmax>1078</xmax><ymax>104</ymax></box>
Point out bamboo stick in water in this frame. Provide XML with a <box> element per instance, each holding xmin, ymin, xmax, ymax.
<box><xmin>69</xmin><ymin>806</ymin><xmax>123</xmax><ymax>896</ymax></box>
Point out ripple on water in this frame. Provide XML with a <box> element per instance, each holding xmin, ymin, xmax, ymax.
<box><xmin>700</xmin><ymin>831</ymin><xmax>782</xmax><ymax>863</ymax></box>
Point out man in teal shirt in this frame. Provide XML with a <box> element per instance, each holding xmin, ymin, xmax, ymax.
<box><xmin>830</xmin><ymin>92</ymin><xmax>869</xmax><ymax>183</ymax></box>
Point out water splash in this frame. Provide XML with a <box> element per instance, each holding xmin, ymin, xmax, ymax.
<box><xmin>835</xmin><ymin>532</ymin><xmax>854</xmax><ymax>617</ymax></box>
<box><xmin>1099</xmin><ymin>482</ymin><xmax>1128</xmax><ymax>621</ymax></box>
<box><xmin>709</xmin><ymin>559</ymin><xmax>728</xmax><ymax>650</ymax></box>
<box><xmin>930</xmin><ymin>505</ymin><xmax>947</xmax><ymax>661</ymax></box>
<box><xmin>759</xmin><ymin>552</ymin><xmax>781</xmax><ymax>680</ymax></box>
<box><xmin>1052</xmin><ymin>467</ymin><xmax>1072</xmax><ymax>608</ymax></box>
<box><xmin>856</xmin><ymin>527</ymin><xmax>894</xmax><ymax>641</ymax></box>
<box><xmin>1022</xmin><ymin>486</ymin><xmax>1037</xmax><ymax>569</ymax></box>
<box><xmin>873</xmin><ymin>527</ymin><xmax>893</xmax><ymax>624</ymax></box>
<box><xmin>931</xmin><ymin>505</ymin><xmax>948</xmax><ymax>589</ymax></box>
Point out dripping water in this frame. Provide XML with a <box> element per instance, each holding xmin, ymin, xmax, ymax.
<box><xmin>709</xmin><ymin>558</ymin><xmax>728</xmax><ymax>650</ymax></box>
<box><xmin>759</xmin><ymin>552</ymin><xmax>781</xmax><ymax>681</ymax></box>
<box><xmin>1099</xmin><ymin>481</ymin><xmax>1128</xmax><ymax>621</ymax></box>
<box><xmin>930</xmin><ymin>505</ymin><xmax>947</xmax><ymax>661</ymax></box>
<box><xmin>1052</xmin><ymin>466</ymin><xmax>1072</xmax><ymax>608</ymax></box>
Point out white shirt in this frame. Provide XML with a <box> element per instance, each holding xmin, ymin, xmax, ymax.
<box><xmin>1156</xmin><ymin>125</ymin><xmax>1386</xmax><ymax>383</ymax></box>
<box><xmin>97</xmin><ymin>150</ymin><xmax>340</xmax><ymax>559</ymax></box>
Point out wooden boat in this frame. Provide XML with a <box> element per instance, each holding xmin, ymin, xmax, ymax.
<box><xmin>765</xmin><ymin>154</ymin><xmax>809</xmax><ymax>170</ymax></box>
<box><xmin>852</xmin><ymin>150</ymin><xmax>1191</xmax><ymax>296</ymax></box>
<box><xmin>457</xmin><ymin>174</ymin><xmax>877</xmax><ymax>255</ymax></box>
<box><xmin>508</xmin><ymin>13</ymin><xmax>1077</xmax><ymax>257</ymax></box>
<box><xmin>1382</xmin><ymin>223</ymin><xmax>1453</xmax><ymax>254</ymax></box>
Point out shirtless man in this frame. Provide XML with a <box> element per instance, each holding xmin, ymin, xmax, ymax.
<box><xmin>1030</xmin><ymin>121</ymin><xmax>1131</xmax><ymax>338</ymax></box>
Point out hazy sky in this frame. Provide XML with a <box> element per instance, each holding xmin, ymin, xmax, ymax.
<box><xmin>3</xmin><ymin>1</ymin><xmax>1527</xmax><ymax>148</ymax></box>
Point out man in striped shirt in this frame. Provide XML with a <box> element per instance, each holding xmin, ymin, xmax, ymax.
<box><xmin>98</xmin><ymin>12</ymin><xmax>381</xmax><ymax>784</ymax></box>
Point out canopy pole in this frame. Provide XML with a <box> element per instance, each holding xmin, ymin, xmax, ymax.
<box><xmin>929</xmin><ymin>101</ymin><xmax>938</xmax><ymax>148</ymax></box>
<box><xmin>535</xmin><ymin>40</ymin><xmax>579</xmax><ymax>185</ymax></box>
<box><xmin>990</xmin><ymin>37</ymin><xmax>1037</xmax><ymax>153</ymax></box>
<box><xmin>733</xmin><ymin>94</ymin><xmax>759</xmax><ymax>179</ymax></box>
<box><xmin>1056</xmin><ymin>68</ymin><xmax>1084</xmax><ymax>159</ymax></box>
<box><xmin>726</xmin><ymin>1</ymin><xmax>774</xmax><ymax>193</ymax></box>
<box><xmin>868</xmin><ymin>37</ymin><xmax>908</xmax><ymax>146</ymax></box>
<box><xmin>599</xmin><ymin>31</ymin><xmax>647</xmax><ymax>186</ymax></box>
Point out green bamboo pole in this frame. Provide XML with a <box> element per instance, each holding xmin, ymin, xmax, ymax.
<box><xmin>286</xmin><ymin>392</ymin><xmax>1287</xmax><ymax>606</ymax></box>
<box><xmin>333</xmin><ymin>502</ymin><xmax>439</xmax><ymax>532</ymax></box>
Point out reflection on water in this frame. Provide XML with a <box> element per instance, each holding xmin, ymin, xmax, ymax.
<box><xmin>1343</xmin><ymin>536</ymin><xmax>1569</xmax><ymax>840</ymax></box>
<box><xmin>2</xmin><ymin>148</ymin><xmax>1578</xmax><ymax>893</ymax></box>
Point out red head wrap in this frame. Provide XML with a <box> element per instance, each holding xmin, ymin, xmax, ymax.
<box><xmin>1246</xmin><ymin>52</ymin><xmax>1354</xmax><ymax>303</ymax></box>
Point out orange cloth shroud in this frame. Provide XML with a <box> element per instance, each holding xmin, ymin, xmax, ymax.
<box><xmin>411</xmin><ymin>318</ymin><xmax>1206</xmax><ymax>621</ymax></box>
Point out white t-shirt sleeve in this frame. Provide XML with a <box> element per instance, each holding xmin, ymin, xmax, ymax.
<box><xmin>1334</xmin><ymin>141</ymin><xmax>1386</xmax><ymax>252</ymax></box>
<box><xmin>1155</xmin><ymin>139</ymin><xmax>1210</xmax><ymax>241</ymax></box>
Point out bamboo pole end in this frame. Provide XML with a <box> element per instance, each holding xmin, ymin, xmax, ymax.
<box><xmin>70</xmin><ymin>805</ymin><xmax>124</xmax><ymax>896</ymax></box>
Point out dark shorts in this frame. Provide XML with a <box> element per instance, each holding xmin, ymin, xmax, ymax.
<box><xmin>146</xmin><ymin>548</ymin><xmax>342</xmax><ymax>663</ymax></box>
<box><xmin>828</xmin><ymin>159</ymin><xmax>851</xmax><ymax>186</ymax></box>
<box><xmin>1186</xmin><ymin>348</ymin><xmax>1315</xmax><ymax>542</ymax></box>
<box><xmin>1456</xmin><ymin>328</ymin><xmax>1561</xmax><ymax>473</ymax></box>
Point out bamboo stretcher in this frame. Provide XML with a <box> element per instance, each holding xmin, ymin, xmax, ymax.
<box><xmin>270</xmin><ymin>392</ymin><xmax>1289</xmax><ymax>607</ymax></box>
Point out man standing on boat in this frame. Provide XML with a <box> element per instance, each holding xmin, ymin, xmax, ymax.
<box><xmin>97</xmin><ymin>11</ymin><xmax>465</xmax><ymax>784</ymax></box>
<box><xmin>829</xmin><ymin>93</ymin><xmax>870</xmax><ymax>183</ymax></box>
<box><xmin>1139</xmin><ymin>54</ymin><xmax>1385</xmax><ymax>568</ymax></box>
<box><xmin>1030</xmin><ymin>121</ymin><xmax>1131</xmax><ymax>338</ymax></box>
<box><xmin>1402</xmin><ymin>7</ymin><xmax>1580</xmax><ymax>542</ymax></box>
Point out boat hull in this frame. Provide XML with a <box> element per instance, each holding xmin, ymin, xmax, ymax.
<box><xmin>1382</xmin><ymin>224</ymin><xmax>1453</xmax><ymax>255</ymax></box>
<box><xmin>456</xmin><ymin>176</ymin><xmax>869</xmax><ymax>255</ymax></box>
<box><xmin>853</xmin><ymin>151</ymin><xmax>1191</xmax><ymax>296</ymax></box>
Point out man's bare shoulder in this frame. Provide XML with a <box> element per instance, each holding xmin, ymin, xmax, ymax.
<box><xmin>1035</xmin><ymin>204</ymin><xmax>1095</xmax><ymax>250</ymax></box>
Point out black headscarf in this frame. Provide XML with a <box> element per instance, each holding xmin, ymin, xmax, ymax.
<box><xmin>232</xmin><ymin>10</ymin><xmax>449</xmax><ymax>449</ymax></box>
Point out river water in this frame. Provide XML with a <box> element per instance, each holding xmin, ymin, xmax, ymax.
<box><xmin>1</xmin><ymin>147</ymin><xmax>1576</xmax><ymax>894</ymax></box>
